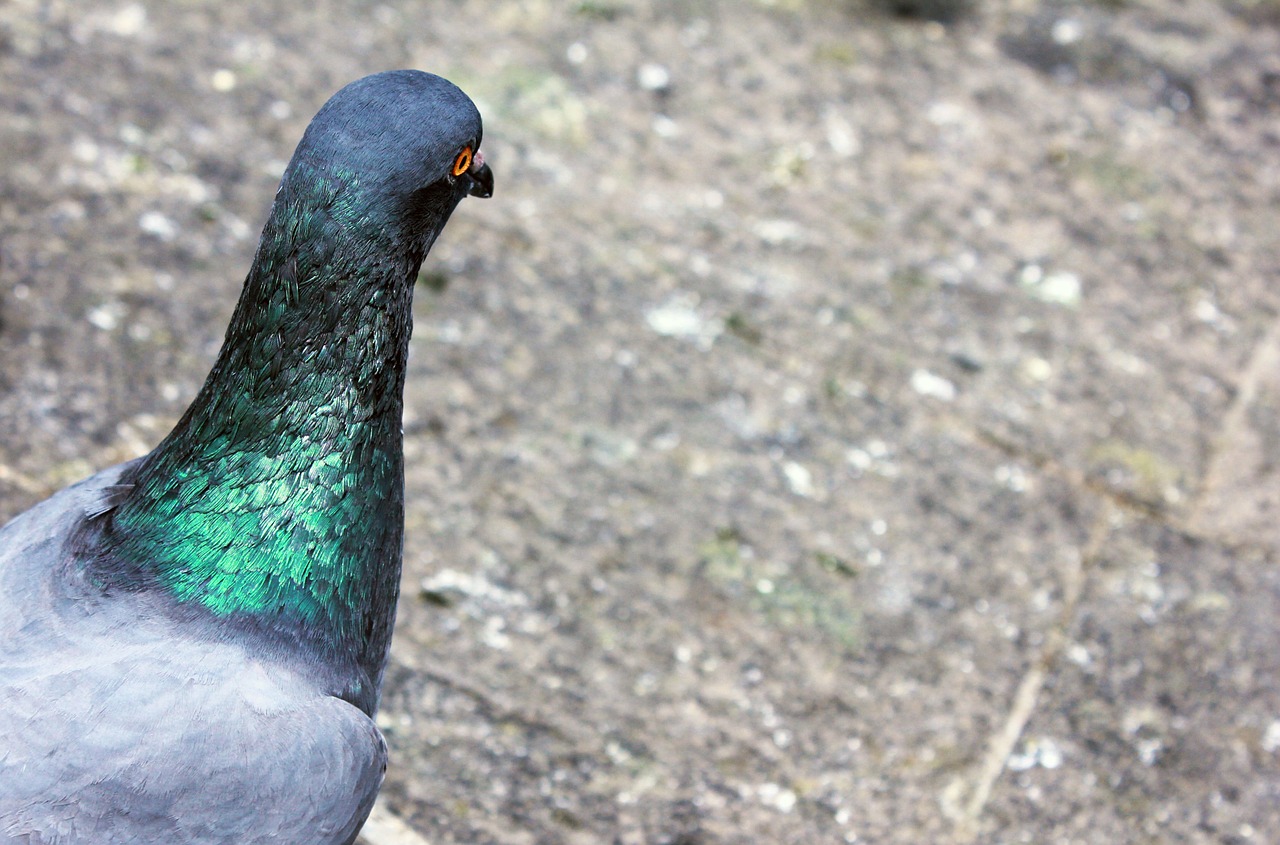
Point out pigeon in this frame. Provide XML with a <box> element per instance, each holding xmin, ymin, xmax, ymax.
<box><xmin>0</xmin><ymin>69</ymin><xmax>493</xmax><ymax>844</ymax></box>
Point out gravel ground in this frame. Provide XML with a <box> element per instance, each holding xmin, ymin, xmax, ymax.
<box><xmin>2</xmin><ymin>1</ymin><xmax>1279</xmax><ymax>842</ymax></box>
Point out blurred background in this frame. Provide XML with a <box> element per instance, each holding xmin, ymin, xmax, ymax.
<box><xmin>1</xmin><ymin>0</ymin><xmax>1278</xmax><ymax>842</ymax></box>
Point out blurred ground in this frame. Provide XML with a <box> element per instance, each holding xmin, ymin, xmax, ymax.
<box><xmin>2</xmin><ymin>0</ymin><xmax>1279</xmax><ymax>842</ymax></box>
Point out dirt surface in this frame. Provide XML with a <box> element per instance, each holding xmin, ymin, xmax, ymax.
<box><xmin>2</xmin><ymin>0</ymin><xmax>1280</xmax><ymax>842</ymax></box>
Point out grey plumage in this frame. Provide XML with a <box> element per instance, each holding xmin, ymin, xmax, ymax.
<box><xmin>0</xmin><ymin>466</ymin><xmax>385</xmax><ymax>844</ymax></box>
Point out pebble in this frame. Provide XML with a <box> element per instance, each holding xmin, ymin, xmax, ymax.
<box><xmin>646</xmin><ymin>295</ymin><xmax>721</xmax><ymax>349</ymax></box>
<box><xmin>824</xmin><ymin>109</ymin><xmax>860</xmax><ymax>158</ymax></box>
<box><xmin>139</xmin><ymin>210</ymin><xmax>178</xmax><ymax>240</ymax></box>
<box><xmin>782</xmin><ymin>461</ymin><xmax>816</xmax><ymax>498</ymax></box>
<box><xmin>910</xmin><ymin>368</ymin><xmax>957</xmax><ymax>401</ymax></box>
<box><xmin>86</xmin><ymin>303</ymin><xmax>123</xmax><ymax>331</ymax></box>
<box><xmin>637</xmin><ymin>63</ymin><xmax>671</xmax><ymax>93</ymax></box>
<box><xmin>210</xmin><ymin>69</ymin><xmax>237</xmax><ymax>92</ymax></box>
<box><xmin>1052</xmin><ymin>18</ymin><xmax>1084</xmax><ymax>45</ymax></box>
<box><xmin>1262</xmin><ymin>720</ymin><xmax>1280</xmax><ymax>753</ymax></box>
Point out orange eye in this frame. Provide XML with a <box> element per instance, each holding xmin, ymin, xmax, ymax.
<box><xmin>452</xmin><ymin>146</ymin><xmax>473</xmax><ymax>177</ymax></box>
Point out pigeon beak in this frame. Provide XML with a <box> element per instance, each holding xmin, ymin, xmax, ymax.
<box><xmin>466</xmin><ymin>150</ymin><xmax>494</xmax><ymax>199</ymax></box>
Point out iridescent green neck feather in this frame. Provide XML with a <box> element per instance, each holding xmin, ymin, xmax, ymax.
<box><xmin>98</xmin><ymin>165</ymin><xmax>426</xmax><ymax>698</ymax></box>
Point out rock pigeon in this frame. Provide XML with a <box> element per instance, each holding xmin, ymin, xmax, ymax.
<box><xmin>0</xmin><ymin>70</ymin><xmax>493</xmax><ymax>844</ymax></box>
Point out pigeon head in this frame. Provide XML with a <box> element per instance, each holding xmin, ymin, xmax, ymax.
<box><xmin>284</xmin><ymin>70</ymin><xmax>494</xmax><ymax>239</ymax></box>
<box><xmin>86</xmin><ymin>71</ymin><xmax>497</xmax><ymax>696</ymax></box>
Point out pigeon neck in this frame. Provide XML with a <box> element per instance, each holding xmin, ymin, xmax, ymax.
<box><xmin>100</xmin><ymin>168</ymin><xmax>426</xmax><ymax>705</ymax></box>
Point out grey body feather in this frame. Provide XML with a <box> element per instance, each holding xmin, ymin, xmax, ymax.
<box><xmin>0</xmin><ymin>465</ymin><xmax>386</xmax><ymax>844</ymax></box>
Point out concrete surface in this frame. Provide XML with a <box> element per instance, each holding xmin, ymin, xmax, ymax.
<box><xmin>1</xmin><ymin>0</ymin><xmax>1278</xmax><ymax>842</ymax></box>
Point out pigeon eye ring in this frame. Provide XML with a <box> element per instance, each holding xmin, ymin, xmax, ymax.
<box><xmin>452</xmin><ymin>146</ymin><xmax>473</xmax><ymax>176</ymax></box>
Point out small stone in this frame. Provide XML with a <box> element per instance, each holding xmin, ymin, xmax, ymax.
<box><xmin>210</xmin><ymin>69</ymin><xmax>237</xmax><ymax>92</ymax></box>
<box><xmin>652</xmin><ymin>115</ymin><xmax>679</xmax><ymax>138</ymax></box>
<box><xmin>481</xmin><ymin>616</ymin><xmax>511</xmax><ymax>650</ymax></box>
<box><xmin>1022</xmin><ymin>357</ymin><xmax>1053</xmax><ymax>382</ymax></box>
<box><xmin>107</xmin><ymin>4</ymin><xmax>147</xmax><ymax>37</ymax></box>
<box><xmin>1262</xmin><ymin>720</ymin><xmax>1280</xmax><ymax>753</ymax></box>
<box><xmin>1039</xmin><ymin>271</ymin><xmax>1082</xmax><ymax>306</ymax></box>
<box><xmin>87</xmin><ymin>303</ymin><xmax>123</xmax><ymax>331</ymax></box>
<box><xmin>1192</xmin><ymin>299</ymin><xmax>1220</xmax><ymax>323</ymax></box>
<box><xmin>910</xmin><ymin>369</ymin><xmax>956</xmax><ymax>401</ymax></box>
<box><xmin>926</xmin><ymin>101</ymin><xmax>967</xmax><ymax>126</ymax></box>
<box><xmin>994</xmin><ymin>463</ymin><xmax>1028</xmax><ymax>492</ymax></box>
<box><xmin>1008</xmin><ymin>737</ymin><xmax>1064</xmax><ymax>771</ymax></box>
<box><xmin>139</xmin><ymin>211</ymin><xmax>178</xmax><ymax>241</ymax></box>
<box><xmin>646</xmin><ymin>295</ymin><xmax>721</xmax><ymax>348</ymax></box>
<box><xmin>647</xmin><ymin>301</ymin><xmax>702</xmax><ymax>337</ymax></box>
<box><xmin>1021</xmin><ymin>265</ymin><xmax>1082</xmax><ymax>306</ymax></box>
<box><xmin>825</xmin><ymin>110</ymin><xmax>860</xmax><ymax>158</ymax></box>
<box><xmin>637</xmin><ymin>63</ymin><xmax>671</xmax><ymax>93</ymax></box>
<box><xmin>1051</xmin><ymin>18</ymin><xmax>1083</xmax><ymax>45</ymax></box>
<box><xmin>783</xmin><ymin>461</ymin><xmax>816</xmax><ymax>497</ymax></box>
<box><xmin>1066</xmin><ymin>642</ymin><xmax>1092</xmax><ymax>666</ymax></box>
<box><xmin>756</xmin><ymin>783</ymin><xmax>797</xmax><ymax>813</ymax></box>
<box><xmin>754</xmin><ymin>218</ymin><xmax>804</xmax><ymax>246</ymax></box>
<box><xmin>1007</xmin><ymin>750</ymin><xmax>1035</xmax><ymax>772</ymax></box>
<box><xmin>71</xmin><ymin>138</ymin><xmax>100</xmax><ymax>164</ymax></box>
<box><xmin>1037</xmin><ymin>738</ymin><xmax>1064</xmax><ymax>769</ymax></box>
